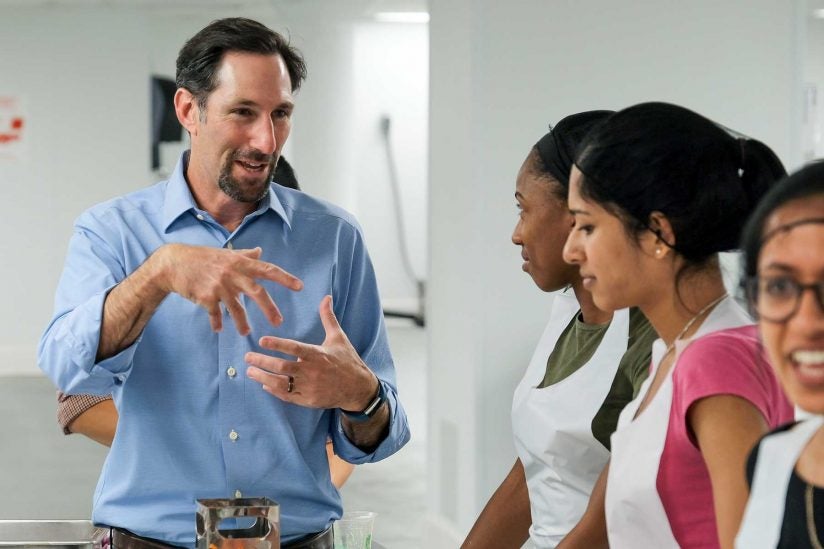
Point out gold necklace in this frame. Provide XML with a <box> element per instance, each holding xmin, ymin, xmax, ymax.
<box><xmin>632</xmin><ymin>293</ymin><xmax>728</xmax><ymax>420</ymax></box>
<box><xmin>662</xmin><ymin>293</ymin><xmax>728</xmax><ymax>359</ymax></box>
<box><xmin>806</xmin><ymin>482</ymin><xmax>823</xmax><ymax>549</ymax></box>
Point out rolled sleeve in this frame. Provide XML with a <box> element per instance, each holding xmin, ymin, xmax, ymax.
<box><xmin>57</xmin><ymin>392</ymin><xmax>113</xmax><ymax>434</ymax></box>
<box><xmin>38</xmin><ymin>218</ymin><xmax>137</xmax><ymax>395</ymax></box>
<box><xmin>331</xmin><ymin>379</ymin><xmax>411</xmax><ymax>463</ymax></box>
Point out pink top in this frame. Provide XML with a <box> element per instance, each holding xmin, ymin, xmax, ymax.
<box><xmin>657</xmin><ymin>325</ymin><xmax>794</xmax><ymax>548</ymax></box>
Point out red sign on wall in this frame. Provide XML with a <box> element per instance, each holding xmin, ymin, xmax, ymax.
<box><xmin>0</xmin><ymin>96</ymin><xmax>25</xmax><ymax>159</ymax></box>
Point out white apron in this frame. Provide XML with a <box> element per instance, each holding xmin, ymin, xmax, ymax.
<box><xmin>512</xmin><ymin>292</ymin><xmax>630</xmax><ymax>548</ymax></box>
<box><xmin>605</xmin><ymin>297</ymin><xmax>751</xmax><ymax>548</ymax></box>
<box><xmin>735</xmin><ymin>416</ymin><xmax>824</xmax><ymax>548</ymax></box>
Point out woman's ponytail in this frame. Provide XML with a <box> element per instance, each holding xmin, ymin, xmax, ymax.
<box><xmin>739</xmin><ymin>138</ymin><xmax>787</xmax><ymax>213</ymax></box>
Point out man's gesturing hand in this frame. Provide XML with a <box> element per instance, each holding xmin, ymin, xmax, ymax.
<box><xmin>244</xmin><ymin>295</ymin><xmax>380</xmax><ymax>411</ymax></box>
<box><xmin>156</xmin><ymin>243</ymin><xmax>303</xmax><ymax>335</ymax></box>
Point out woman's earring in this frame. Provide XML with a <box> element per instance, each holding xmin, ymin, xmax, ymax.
<box><xmin>655</xmin><ymin>248</ymin><xmax>663</xmax><ymax>257</ymax></box>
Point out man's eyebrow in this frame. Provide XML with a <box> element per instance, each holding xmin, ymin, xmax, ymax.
<box><xmin>230</xmin><ymin>99</ymin><xmax>295</xmax><ymax>110</ymax></box>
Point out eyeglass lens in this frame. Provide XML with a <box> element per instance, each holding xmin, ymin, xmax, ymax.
<box><xmin>751</xmin><ymin>276</ymin><xmax>824</xmax><ymax>322</ymax></box>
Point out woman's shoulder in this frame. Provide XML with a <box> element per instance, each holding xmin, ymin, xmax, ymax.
<box><xmin>687</xmin><ymin>324</ymin><xmax>759</xmax><ymax>352</ymax></box>
<box><xmin>672</xmin><ymin>324</ymin><xmax>791</xmax><ymax>422</ymax></box>
<box><xmin>677</xmin><ymin>324</ymin><xmax>762</xmax><ymax>376</ymax></box>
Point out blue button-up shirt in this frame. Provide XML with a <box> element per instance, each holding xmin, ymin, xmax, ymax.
<box><xmin>38</xmin><ymin>153</ymin><xmax>410</xmax><ymax>546</ymax></box>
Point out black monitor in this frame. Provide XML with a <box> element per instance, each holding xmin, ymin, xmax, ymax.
<box><xmin>151</xmin><ymin>76</ymin><xmax>182</xmax><ymax>170</ymax></box>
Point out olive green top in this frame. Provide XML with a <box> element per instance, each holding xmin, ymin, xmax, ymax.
<box><xmin>538</xmin><ymin>307</ymin><xmax>656</xmax><ymax>449</ymax></box>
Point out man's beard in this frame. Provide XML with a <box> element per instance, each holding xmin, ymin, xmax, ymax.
<box><xmin>218</xmin><ymin>149</ymin><xmax>277</xmax><ymax>203</ymax></box>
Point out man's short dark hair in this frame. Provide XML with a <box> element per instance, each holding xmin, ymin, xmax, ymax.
<box><xmin>176</xmin><ymin>17</ymin><xmax>307</xmax><ymax>111</ymax></box>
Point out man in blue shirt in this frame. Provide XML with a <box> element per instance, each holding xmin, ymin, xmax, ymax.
<box><xmin>38</xmin><ymin>17</ymin><xmax>410</xmax><ymax>548</ymax></box>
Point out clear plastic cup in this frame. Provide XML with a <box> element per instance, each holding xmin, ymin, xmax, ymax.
<box><xmin>333</xmin><ymin>511</ymin><xmax>376</xmax><ymax>549</ymax></box>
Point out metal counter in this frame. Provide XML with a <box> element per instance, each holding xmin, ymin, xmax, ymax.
<box><xmin>0</xmin><ymin>521</ymin><xmax>100</xmax><ymax>549</ymax></box>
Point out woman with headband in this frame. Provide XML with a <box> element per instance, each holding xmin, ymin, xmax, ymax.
<box><xmin>736</xmin><ymin>161</ymin><xmax>824</xmax><ymax>548</ymax></box>
<box><xmin>462</xmin><ymin>111</ymin><xmax>657</xmax><ymax>548</ymax></box>
<box><xmin>559</xmin><ymin>102</ymin><xmax>793</xmax><ymax>549</ymax></box>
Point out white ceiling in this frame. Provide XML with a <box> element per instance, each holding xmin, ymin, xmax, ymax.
<box><xmin>0</xmin><ymin>0</ymin><xmax>429</xmax><ymax>23</ymax></box>
<box><xmin>0</xmin><ymin>0</ymin><xmax>262</xmax><ymax>4</ymax></box>
<box><xmin>0</xmin><ymin>0</ymin><xmax>425</xmax><ymax>8</ymax></box>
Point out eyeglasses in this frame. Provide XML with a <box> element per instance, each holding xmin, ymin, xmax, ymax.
<box><xmin>746</xmin><ymin>276</ymin><xmax>824</xmax><ymax>323</ymax></box>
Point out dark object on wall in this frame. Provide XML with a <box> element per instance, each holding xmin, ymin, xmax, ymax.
<box><xmin>151</xmin><ymin>76</ymin><xmax>182</xmax><ymax>170</ymax></box>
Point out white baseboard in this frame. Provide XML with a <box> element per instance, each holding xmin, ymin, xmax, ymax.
<box><xmin>0</xmin><ymin>344</ymin><xmax>41</xmax><ymax>376</ymax></box>
<box><xmin>422</xmin><ymin>512</ymin><xmax>464</xmax><ymax>549</ymax></box>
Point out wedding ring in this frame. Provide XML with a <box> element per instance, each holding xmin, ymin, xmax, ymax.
<box><xmin>287</xmin><ymin>376</ymin><xmax>294</xmax><ymax>393</ymax></box>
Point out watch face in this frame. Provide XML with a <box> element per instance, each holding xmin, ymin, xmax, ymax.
<box><xmin>342</xmin><ymin>381</ymin><xmax>385</xmax><ymax>421</ymax></box>
<box><xmin>362</xmin><ymin>394</ymin><xmax>383</xmax><ymax>417</ymax></box>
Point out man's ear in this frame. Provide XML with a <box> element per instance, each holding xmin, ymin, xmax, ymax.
<box><xmin>174</xmin><ymin>88</ymin><xmax>200</xmax><ymax>136</ymax></box>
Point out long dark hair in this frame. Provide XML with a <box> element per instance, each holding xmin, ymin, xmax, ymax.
<box><xmin>575</xmin><ymin>102</ymin><xmax>786</xmax><ymax>266</ymax></box>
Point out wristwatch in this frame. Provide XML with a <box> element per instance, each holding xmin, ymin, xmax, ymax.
<box><xmin>340</xmin><ymin>381</ymin><xmax>386</xmax><ymax>423</ymax></box>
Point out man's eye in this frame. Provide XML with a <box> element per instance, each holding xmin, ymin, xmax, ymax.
<box><xmin>234</xmin><ymin>109</ymin><xmax>253</xmax><ymax>117</ymax></box>
<box><xmin>273</xmin><ymin>109</ymin><xmax>291</xmax><ymax>119</ymax></box>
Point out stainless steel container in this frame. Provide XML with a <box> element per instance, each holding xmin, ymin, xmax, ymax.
<box><xmin>195</xmin><ymin>498</ymin><xmax>279</xmax><ymax>549</ymax></box>
<box><xmin>0</xmin><ymin>520</ymin><xmax>102</xmax><ymax>549</ymax></box>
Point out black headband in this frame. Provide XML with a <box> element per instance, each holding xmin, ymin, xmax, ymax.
<box><xmin>534</xmin><ymin>110</ymin><xmax>614</xmax><ymax>188</ymax></box>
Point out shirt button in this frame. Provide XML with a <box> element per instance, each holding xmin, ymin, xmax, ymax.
<box><xmin>234</xmin><ymin>490</ymin><xmax>242</xmax><ymax>498</ymax></box>
<box><xmin>226</xmin><ymin>241</ymin><xmax>234</xmax><ymax>250</ymax></box>
<box><xmin>196</xmin><ymin>214</ymin><xmax>204</xmax><ymax>221</ymax></box>
<box><xmin>229</xmin><ymin>430</ymin><xmax>239</xmax><ymax>441</ymax></box>
<box><xmin>227</xmin><ymin>367</ymin><xmax>237</xmax><ymax>378</ymax></box>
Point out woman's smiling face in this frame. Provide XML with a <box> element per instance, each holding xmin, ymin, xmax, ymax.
<box><xmin>757</xmin><ymin>195</ymin><xmax>824</xmax><ymax>414</ymax></box>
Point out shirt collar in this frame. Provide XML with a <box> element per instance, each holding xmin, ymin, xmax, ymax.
<box><xmin>162</xmin><ymin>151</ymin><xmax>291</xmax><ymax>232</ymax></box>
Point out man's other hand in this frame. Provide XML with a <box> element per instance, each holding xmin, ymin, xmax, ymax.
<box><xmin>244</xmin><ymin>295</ymin><xmax>380</xmax><ymax>410</ymax></box>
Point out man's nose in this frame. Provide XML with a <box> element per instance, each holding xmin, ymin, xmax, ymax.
<box><xmin>250</xmin><ymin>117</ymin><xmax>277</xmax><ymax>155</ymax></box>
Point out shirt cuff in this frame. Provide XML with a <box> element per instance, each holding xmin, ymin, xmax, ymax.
<box><xmin>49</xmin><ymin>285</ymin><xmax>141</xmax><ymax>394</ymax></box>
<box><xmin>330</xmin><ymin>380</ymin><xmax>410</xmax><ymax>464</ymax></box>
<box><xmin>57</xmin><ymin>392</ymin><xmax>113</xmax><ymax>434</ymax></box>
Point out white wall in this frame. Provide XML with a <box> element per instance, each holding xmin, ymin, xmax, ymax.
<box><xmin>282</xmin><ymin>7</ymin><xmax>429</xmax><ymax>308</ymax></box>
<box><xmin>351</xmin><ymin>22</ymin><xmax>428</xmax><ymax>305</ymax></box>
<box><xmin>0</xmin><ymin>2</ymin><xmax>429</xmax><ymax>376</ymax></box>
<box><xmin>426</xmin><ymin>0</ymin><xmax>803</xmax><ymax>544</ymax></box>
<box><xmin>0</xmin><ymin>6</ymin><xmax>151</xmax><ymax>377</ymax></box>
<box><xmin>805</xmin><ymin>0</ymin><xmax>824</xmax><ymax>159</ymax></box>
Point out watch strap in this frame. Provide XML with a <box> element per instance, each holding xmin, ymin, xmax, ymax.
<box><xmin>340</xmin><ymin>380</ymin><xmax>385</xmax><ymax>423</ymax></box>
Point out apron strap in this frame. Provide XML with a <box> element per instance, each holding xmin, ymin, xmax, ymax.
<box><xmin>736</xmin><ymin>417</ymin><xmax>823</xmax><ymax>548</ymax></box>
